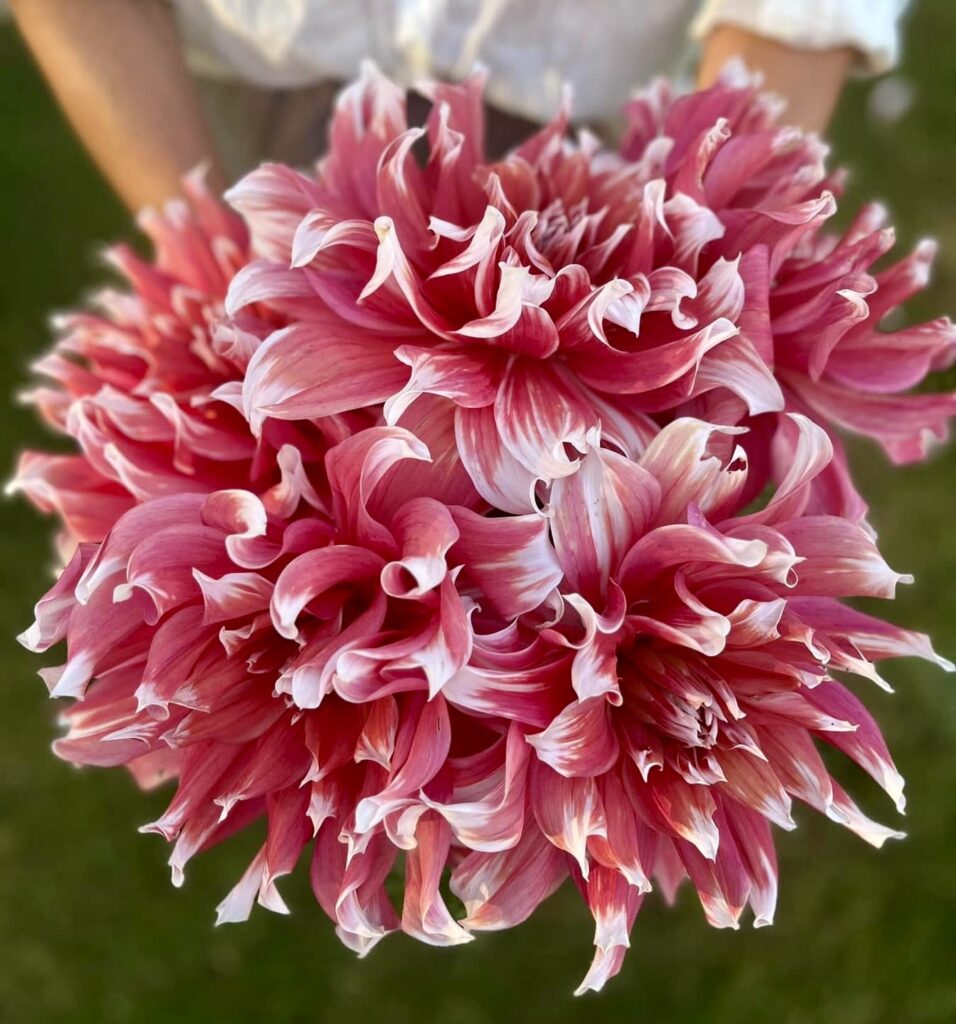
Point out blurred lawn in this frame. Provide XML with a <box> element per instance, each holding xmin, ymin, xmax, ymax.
<box><xmin>2</xmin><ymin>6</ymin><xmax>956</xmax><ymax>1023</ymax></box>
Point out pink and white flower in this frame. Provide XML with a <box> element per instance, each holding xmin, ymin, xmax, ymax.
<box><xmin>9</xmin><ymin>170</ymin><xmax>375</xmax><ymax>556</ymax></box>
<box><xmin>21</xmin><ymin>424</ymin><xmax>560</xmax><ymax>953</ymax></box>
<box><xmin>620</xmin><ymin>72</ymin><xmax>956</xmax><ymax>518</ymax></box>
<box><xmin>10</xmin><ymin>171</ymin><xmax>256</xmax><ymax>548</ymax></box>
<box><xmin>229</xmin><ymin>63</ymin><xmax>955</xmax><ymax>522</ymax></box>
<box><xmin>457</xmin><ymin>414</ymin><xmax>949</xmax><ymax>992</ymax></box>
<box><xmin>21</xmin><ymin>414</ymin><xmax>950</xmax><ymax>991</ymax></box>
<box><xmin>14</xmin><ymin>64</ymin><xmax>955</xmax><ymax>995</ymax></box>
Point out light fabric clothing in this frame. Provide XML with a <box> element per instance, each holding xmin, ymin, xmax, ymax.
<box><xmin>175</xmin><ymin>0</ymin><xmax>910</xmax><ymax>125</ymax></box>
<box><xmin>693</xmin><ymin>0</ymin><xmax>908</xmax><ymax>78</ymax></box>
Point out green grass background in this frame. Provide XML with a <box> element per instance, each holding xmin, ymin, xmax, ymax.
<box><xmin>2</xmin><ymin>7</ymin><xmax>956</xmax><ymax>1022</ymax></box>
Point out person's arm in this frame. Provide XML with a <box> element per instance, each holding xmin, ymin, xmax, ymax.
<box><xmin>697</xmin><ymin>25</ymin><xmax>854</xmax><ymax>132</ymax></box>
<box><xmin>10</xmin><ymin>0</ymin><xmax>226</xmax><ymax>211</ymax></box>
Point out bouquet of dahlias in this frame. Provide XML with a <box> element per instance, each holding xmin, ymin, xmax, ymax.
<box><xmin>13</xmin><ymin>63</ymin><xmax>956</xmax><ymax>994</ymax></box>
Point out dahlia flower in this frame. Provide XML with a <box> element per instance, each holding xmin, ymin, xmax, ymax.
<box><xmin>16</xmin><ymin>63</ymin><xmax>954</xmax><ymax>995</ymax></box>
<box><xmin>22</xmin><ymin>424</ymin><xmax>558</xmax><ymax>945</ymax></box>
<box><xmin>21</xmin><ymin>411</ymin><xmax>949</xmax><ymax>992</ymax></box>
<box><xmin>229</xmin><ymin>63</ymin><xmax>956</xmax><ymax>519</ymax></box>
<box><xmin>8</xmin><ymin>169</ymin><xmax>374</xmax><ymax>554</ymax></box>
<box><xmin>9</xmin><ymin>171</ymin><xmax>252</xmax><ymax>548</ymax></box>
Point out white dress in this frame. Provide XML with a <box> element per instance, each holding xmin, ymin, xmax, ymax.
<box><xmin>174</xmin><ymin>0</ymin><xmax>910</xmax><ymax>124</ymax></box>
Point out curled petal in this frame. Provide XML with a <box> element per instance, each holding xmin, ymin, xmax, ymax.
<box><xmin>443</xmin><ymin>649</ymin><xmax>572</xmax><ymax>729</ymax></box>
<box><xmin>449</xmin><ymin>505</ymin><xmax>562</xmax><ymax>619</ymax></box>
<box><xmin>242</xmin><ymin>322</ymin><xmax>409</xmax><ymax>433</ymax></box>
<box><xmin>452</xmin><ymin>828</ymin><xmax>567</xmax><ymax>931</ymax></box>
<box><xmin>401</xmin><ymin>813</ymin><xmax>473</xmax><ymax>946</ymax></box>
<box><xmin>327</xmin><ymin>426</ymin><xmax>431</xmax><ymax>550</ymax></box>
<box><xmin>422</xmin><ymin>724</ymin><xmax>530</xmax><ymax>851</ymax></box>
<box><xmin>271</xmin><ymin>546</ymin><xmax>383</xmax><ymax>640</ymax></box>
<box><xmin>778</xmin><ymin>516</ymin><xmax>911</xmax><ymax>599</ymax></box>
<box><xmin>619</xmin><ymin>523</ymin><xmax>767</xmax><ymax>597</ymax></box>
<box><xmin>384</xmin><ymin>343</ymin><xmax>504</xmax><ymax>424</ymax></box>
<box><xmin>225</xmin><ymin>163</ymin><xmax>322</xmax><ymax>261</ymax></box>
<box><xmin>531</xmin><ymin>762</ymin><xmax>606</xmax><ymax>879</ymax></box>
<box><xmin>527</xmin><ymin>697</ymin><xmax>621</xmax><ymax>778</ymax></box>
<box><xmin>381</xmin><ymin>498</ymin><xmax>459</xmax><ymax>599</ymax></box>
<box><xmin>455</xmin><ymin>404</ymin><xmax>538</xmax><ymax>514</ymax></box>
<box><xmin>353</xmin><ymin>696</ymin><xmax>451</xmax><ymax>834</ymax></box>
<box><xmin>639</xmin><ymin>418</ymin><xmax>749</xmax><ymax>524</ymax></box>
<box><xmin>551</xmin><ymin>444</ymin><xmax>661</xmax><ymax>601</ymax></box>
<box><xmin>494</xmin><ymin>359</ymin><xmax>596</xmax><ymax>481</ymax></box>
<box><xmin>574</xmin><ymin>865</ymin><xmax>644</xmax><ymax>996</ymax></box>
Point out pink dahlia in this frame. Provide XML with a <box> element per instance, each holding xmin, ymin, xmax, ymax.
<box><xmin>15</xmin><ymin>64</ymin><xmax>955</xmax><ymax>995</ymax></box>
<box><xmin>9</xmin><ymin>170</ymin><xmax>373</xmax><ymax>554</ymax></box>
<box><xmin>229</xmin><ymin>63</ymin><xmax>956</xmax><ymax>519</ymax></box>
<box><xmin>620</xmin><ymin>76</ymin><xmax>956</xmax><ymax>517</ymax></box>
<box><xmin>10</xmin><ymin>171</ymin><xmax>252</xmax><ymax>548</ymax></box>
<box><xmin>22</xmin><ymin>424</ymin><xmax>559</xmax><ymax>947</ymax></box>
<box><xmin>21</xmin><ymin>412</ymin><xmax>949</xmax><ymax>991</ymax></box>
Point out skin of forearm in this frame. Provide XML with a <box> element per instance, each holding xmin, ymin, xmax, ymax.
<box><xmin>11</xmin><ymin>0</ymin><xmax>226</xmax><ymax>211</ymax></box>
<box><xmin>697</xmin><ymin>25</ymin><xmax>855</xmax><ymax>133</ymax></box>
